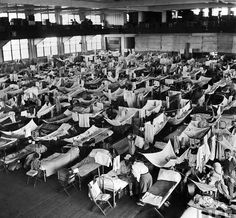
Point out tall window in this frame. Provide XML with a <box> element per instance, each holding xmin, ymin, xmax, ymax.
<box><xmin>34</xmin><ymin>13</ymin><xmax>41</xmax><ymax>22</ymax></box>
<box><xmin>86</xmin><ymin>14</ymin><xmax>101</xmax><ymax>24</ymax></box>
<box><xmin>86</xmin><ymin>35</ymin><xmax>102</xmax><ymax>51</ymax></box>
<box><xmin>0</xmin><ymin>13</ymin><xmax>7</xmax><ymax>17</ymax></box>
<box><xmin>17</xmin><ymin>13</ymin><xmax>25</xmax><ymax>19</ymax></box>
<box><xmin>212</xmin><ymin>7</ymin><xmax>229</xmax><ymax>16</ymax></box>
<box><xmin>62</xmin><ymin>14</ymin><xmax>80</xmax><ymax>25</ymax></box>
<box><xmin>3</xmin><ymin>39</ymin><xmax>29</xmax><ymax>61</ymax></box>
<box><xmin>36</xmin><ymin>37</ymin><xmax>58</xmax><ymax>57</ymax></box>
<box><xmin>34</xmin><ymin>13</ymin><xmax>55</xmax><ymax>23</ymax></box>
<box><xmin>231</xmin><ymin>8</ymin><xmax>236</xmax><ymax>16</ymax></box>
<box><xmin>192</xmin><ymin>9</ymin><xmax>200</xmax><ymax>15</ymax></box>
<box><xmin>64</xmin><ymin>36</ymin><xmax>82</xmax><ymax>54</ymax></box>
<box><xmin>203</xmin><ymin>8</ymin><xmax>209</xmax><ymax>17</ymax></box>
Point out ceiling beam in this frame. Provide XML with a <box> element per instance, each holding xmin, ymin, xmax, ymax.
<box><xmin>0</xmin><ymin>0</ymin><xmax>103</xmax><ymax>9</ymax></box>
<box><xmin>103</xmin><ymin>0</ymin><xmax>222</xmax><ymax>8</ymax></box>
<box><xmin>114</xmin><ymin>2</ymin><xmax>235</xmax><ymax>12</ymax></box>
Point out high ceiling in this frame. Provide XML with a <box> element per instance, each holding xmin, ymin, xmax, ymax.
<box><xmin>0</xmin><ymin>0</ymin><xmax>236</xmax><ymax>13</ymax></box>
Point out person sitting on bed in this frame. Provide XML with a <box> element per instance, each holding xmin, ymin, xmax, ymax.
<box><xmin>132</xmin><ymin>160</ymin><xmax>153</xmax><ymax>206</ymax></box>
<box><xmin>24</xmin><ymin>152</ymin><xmax>39</xmax><ymax>169</ymax></box>
<box><xmin>30</xmin><ymin>153</ymin><xmax>41</xmax><ymax>171</ymax></box>
<box><xmin>221</xmin><ymin>149</ymin><xmax>236</xmax><ymax>199</ymax></box>
<box><xmin>205</xmin><ymin>162</ymin><xmax>231</xmax><ymax>200</ymax></box>
<box><xmin>116</xmin><ymin>154</ymin><xmax>135</xmax><ymax>196</ymax></box>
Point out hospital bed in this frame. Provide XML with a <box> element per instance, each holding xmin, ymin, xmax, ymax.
<box><xmin>97</xmin><ymin>170</ymin><xmax>128</xmax><ymax>207</ymax></box>
<box><xmin>71</xmin><ymin>149</ymin><xmax>111</xmax><ymax>190</ymax></box>
<box><xmin>141</xmin><ymin>169</ymin><xmax>181</xmax><ymax>217</ymax></box>
<box><xmin>40</xmin><ymin>147</ymin><xmax>80</xmax><ymax>182</ymax></box>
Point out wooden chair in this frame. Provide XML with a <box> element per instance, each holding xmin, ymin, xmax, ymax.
<box><xmin>88</xmin><ymin>179</ymin><xmax>113</xmax><ymax>216</ymax></box>
<box><xmin>57</xmin><ymin>168</ymin><xmax>78</xmax><ymax>196</ymax></box>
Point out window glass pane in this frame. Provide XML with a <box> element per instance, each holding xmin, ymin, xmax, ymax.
<box><xmin>44</xmin><ymin>46</ymin><xmax>51</xmax><ymax>56</ymax></box>
<box><xmin>3</xmin><ymin>41</ymin><xmax>11</xmax><ymax>51</ymax></box>
<box><xmin>51</xmin><ymin>46</ymin><xmax>58</xmax><ymax>55</ymax></box>
<box><xmin>3</xmin><ymin>51</ymin><xmax>12</xmax><ymax>61</ymax></box>
<box><xmin>76</xmin><ymin>43</ymin><xmax>81</xmax><ymax>52</ymax></box>
<box><xmin>35</xmin><ymin>13</ymin><xmax>41</xmax><ymax>22</ymax></box>
<box><xmin>12</xmin><ymin>49</ymin><xmax>21</xmax><ymax>60</ymax></box>
<box><xmin>62</xmin><ymin>14</ymin><xmax>69</xmax><ymax>25</ymax></box>
<box><xmin>0</xmin><ymin>13</ymin><xmax>7</xmax><ymax>17</ymax></box>
<box><xmin>11</xmin><ymin>40</ymin><xmax>20</xmax><ymax>60</ymax></box>
<box><xmin>192</xmin><ymin>9</ymin><xmax>200</xmax><ymax>15</ymax></box>
<box><xmin>221</xmin><ymin>7</ymin><xmax>228</xmax><ymax>16</ymax></box>
<box><xmin>3</xmin><ymin>41</ymin><xmax>12</xmax><ymax>61</ymax></box>
<box><xmin>68</xmin><ymin>15</ymin><xmax>74</xmax><ymax>24</ymax></box>
<box><xmin>21</xmin><ymin>48</ymin><xmax>29</xmax><ymax>59</ymax></box>
<box><xmin>95</xmin><ymin>35</ymin><xmax>102</xmax><ymax>49</ymax></box>
<box><xmin>37</xmin><ymin>46</ymin><xmax>44</xmax><ymax>57</ymax></box>
<box><xmin>49</xmin><ymin>13</ymin><xmax>55</xmax><ymax>23</ymax></box>
<box><xmin>8</xmin><ymin>13</ymin><xmax>17</xmax><ymax>21</ymax></box>
<box><xmin>212</xmin><ymin>8</ymin><xmax>221</xmax><ymax>16</ymax></box>
<box><xmin>70</xmin><ymin>43</ymin><xmax>76</xmax><ymax>53</ymax></box>
<box><xmin>64</xmin><ymin>43</ymin><xmax>70</xmax><ymax>53</ymax></box>
<box><xmin>17</xmin><ymin>13</ymin><xmax>25</xmax><ymax>19</ymax></box>
<box><xmin>203</xmin><ymin>8</ymin><xmax>209</xmax><ymax>17</ymax></box>
<box><xmin>20</xmin><ymin>39</ymin><xmax>29</xmax><ymax>59</ymax></box>
<box><xmin>232</xmin><ymin>8</ymin><xmax>236</xmax><ymax>16</ymax></box>
<box><xmin>42</xmin><ymin>14</ymin><xmax>49</xmax><ymax>21</ymax></box>
<box><xmin>74</xmin><ymin>15</ymin><xmax>80</xmax><ymax>23</ymax></box>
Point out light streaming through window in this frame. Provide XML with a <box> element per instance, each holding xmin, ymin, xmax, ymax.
<box><xmin>64</xmin><ymin>36</ymin><xmax>82</xmax><ymax>54</ymax></box>
<box><xmin>36</xmin><ymin>37</ymin><xmax>58</xmax><ymax>57</ymax></box>
<box><xmin>3</xmin><ymin>39</ymin><xmax>29</xmax><ymax>61</ymax></box>
<box><xmin>86</xmin><ymin>35</ymin><xmax>102</xmax><ymax>51</ymax></box>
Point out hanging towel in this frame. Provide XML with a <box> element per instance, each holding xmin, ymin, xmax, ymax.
<box><xmin>113</xmin><ymin>155</ymin><xmax>120</xmax><ymax>172</ymax></box>
<box><xmin>72</xmin><ymin>112</ymin><xmax>79</xmax><ymax>122</ymax></box>
<box><xmin>196</xmin><ymin>143</ymin><xmax>211</xmax><ymax>173</ymax></box>
<box><xmin>135</xmin><ymin>135</ymin><xmax>145</xmax><ymax>149</ymax></box>
<box><xmin>94</xmin><ymin>152</ymin><xmax>112</xmax><ymax>167</ymax></box>
<box><xmin>78</xmin><ymin>114</ymin><xmax>91</xmax><ymax>128</ymax></box>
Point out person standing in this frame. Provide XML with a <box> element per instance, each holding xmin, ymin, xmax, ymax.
<box><xmin>132</xmin><ymin>161</ymin><xmax>153</xmax><ymax>206</ymax></box>
<box><xmin>221</xmin><ymin>149</ymin><xmax>236</xmax><ymax>198</ymax></box>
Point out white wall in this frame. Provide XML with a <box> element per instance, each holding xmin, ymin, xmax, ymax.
<box><xmin>135</xmin><ymin>33</ymin><xmax>236</xmax><ymax>54</ymax></box>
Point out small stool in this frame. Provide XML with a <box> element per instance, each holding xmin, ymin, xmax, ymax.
<box><xmin>26</xmin><ymin>170</ymin><xmax>38</xmax><ymax>188</ymax></box>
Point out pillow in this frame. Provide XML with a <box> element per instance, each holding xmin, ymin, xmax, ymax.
<box><xmin>89</xmin><ymin>148</ymin><xmax>109</xmax><ymax>158</ymax></box>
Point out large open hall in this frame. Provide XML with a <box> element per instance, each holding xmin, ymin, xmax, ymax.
<box><xmin>1</xmin><ymin>0</ymin><xmax>236</xmax><ymax>217</ymax></box>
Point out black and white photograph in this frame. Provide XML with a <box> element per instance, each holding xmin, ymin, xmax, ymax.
<box><xmin>1</xmin><ymin>0</ymin><xmax>236</xmax><ymax>217</ymax></box>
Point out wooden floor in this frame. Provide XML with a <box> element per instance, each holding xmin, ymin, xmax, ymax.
<box><xmin>0</xmin><ymin>169</ymin><xmax>187</xmax><ymax>218</ymax></box>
